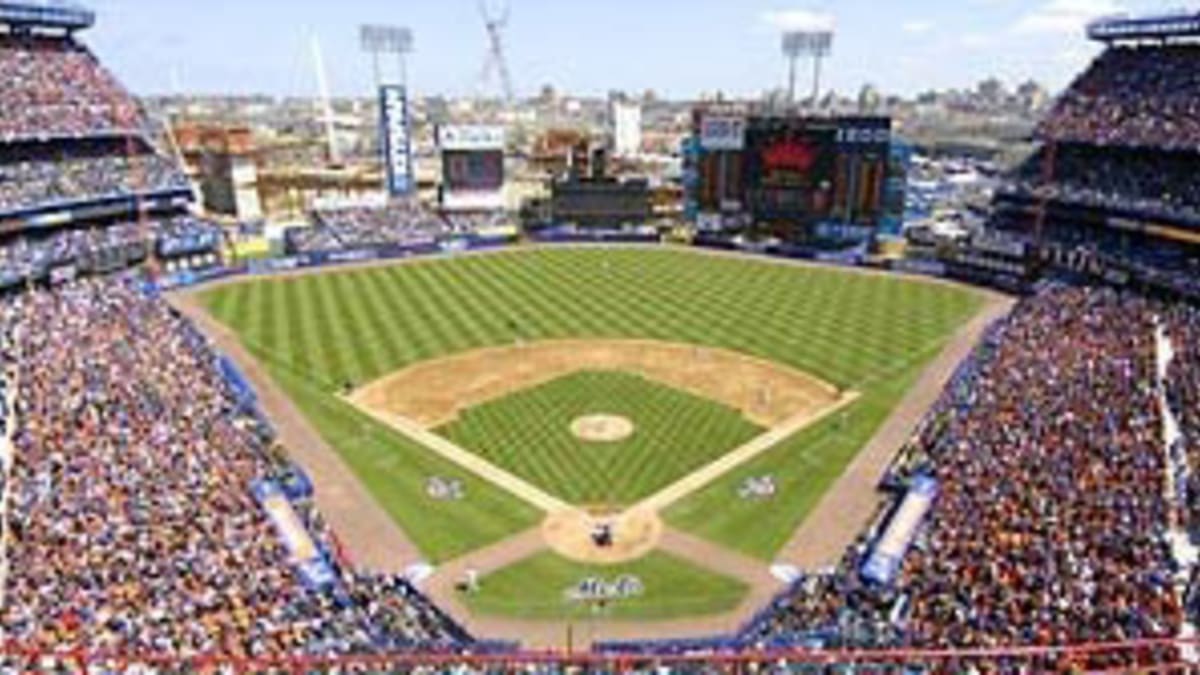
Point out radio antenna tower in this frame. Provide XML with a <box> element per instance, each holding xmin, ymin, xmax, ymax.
<box><xmin>478</xmin><ymin>0</ymin><xmax>515</xmax><ymax>104</ymax></box>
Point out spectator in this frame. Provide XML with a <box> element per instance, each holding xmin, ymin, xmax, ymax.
<box><xmin>736</xmin><ymin>286</ymin><xmax>1183</xmax><ymax>671</ymax></box>
<box><xmin>0</xmin><ymin>34</ymin><xmax>146</xmax><ymax>142</ymax></box>
<box><xmin>287</xmin><ymin>203</ymin><xmax>454</xmax><ymax>254</ymax></box>
<box><xmin>0</xmin><ymin>277</ymin><xmax>471</xmax><ymax>658</ymax></box>
<box><xmin>1038</xmin><ymin>45</ymin><xmax>1200</xmax><ymax>151</ymax></box>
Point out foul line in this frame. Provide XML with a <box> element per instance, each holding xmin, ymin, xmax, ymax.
<box><xmin>632</xmin><ymin>392</ymin><xmax>860</xmax><ymax>514</ymax></box>
<box><xmin>345</xmin><ymin>389</ymin><xmax>858</xmax><ymax>521</ymax></box>
<box><xmin>341</xmin><ymin>394</ymin><xmax>573</xmax><ymax>513</ymax></box>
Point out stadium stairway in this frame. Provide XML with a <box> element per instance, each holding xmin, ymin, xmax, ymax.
<box><xmin>1155</xmin><ymin>321</ymin><xmax>1199</xmax><ymax>664</ymax></box>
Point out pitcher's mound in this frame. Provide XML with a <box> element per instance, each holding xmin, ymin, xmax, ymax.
<box><xmin>570</xmin><ymin>414</ymin><xmax>634</xmax><ymax>443</ymax></box>
<box><xmin>542</xmin><ymin>507</ymin><xmax>662</xmax><ymax>565</ymax></box>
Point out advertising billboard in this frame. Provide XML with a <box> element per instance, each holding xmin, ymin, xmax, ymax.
<box><xmin>437</xmin><ymin>125</ymin><xmax>506</xmax><ymax>151</ymax></box>
<box><xmin>379</xmin><ymin>85</ymin><xmax>414</xmax><ymax>196</ymax></box>
<box><xmin>699</xmin><ymin>115</ymin><xmax>747</xmax><ymax>151</ymax></box>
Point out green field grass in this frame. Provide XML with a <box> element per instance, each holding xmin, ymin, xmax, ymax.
<box><xmin>462</xmin><ymin>551</ymin><xmax>749</xmax><ymax>621</ymax></box>
<box><xmin>664</xmin><ymin>362</ymin><xmax>922</xmax><ymax>560</ymax></box>
<box><xmin>200</xmin><ymin>247</ymin><xmax>984</xmax><ymax>563</ymax></box>
<box><xmin>268</xmin><ymin>365</ymin><xmax>540</xmax><ymax>562</ymax></box>
<box><xmin>438</xmin><ymin>370</ymin><xmax>763</xmax><ymax>505</ymax></box>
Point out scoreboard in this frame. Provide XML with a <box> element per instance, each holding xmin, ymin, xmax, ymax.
<box><xmin>830</xmin><ymin>116</ymin><xmax>891</xmax><ymax>230</ymax></box>
<box><xmin>744</xmin><ymin>117</ymin><xmax>837</xmax><ymax>220</ymax></box>
<box><xmin>689</xmin><ymin>111</ymin><xmax>893</xmax><ymax>243</ymax></box>
<box><xmin>443</xmin><ymin>150</ymin><xmax>503</xmax><ymax>191</ymax></box>
<box><xmin>437</xmin><ymin>125</ymin><xmax>506</xmax><ymax>211</ymax></box>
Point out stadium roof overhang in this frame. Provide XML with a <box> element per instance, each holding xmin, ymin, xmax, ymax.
<box><xmin>0</xmin><ymin>0</ymin><xmax>94</xmax><ymax>32</ymax></box>
<box><xmin>1088</xmin><ymin>13</ymin><xmax>1200</xmax><ymax>43</ymax></box>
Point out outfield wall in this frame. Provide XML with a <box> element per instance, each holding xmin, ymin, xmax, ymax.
<box><xmin>157</xmin><ymin>234</ymin><xmax>997</xmax><ymax>297</ymax></box>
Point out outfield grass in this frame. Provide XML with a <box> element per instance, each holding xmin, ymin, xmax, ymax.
<box><xmin>200</xmin><ymin>247</ymin><xmax>984</xmax><ymax>562</ymax></box>
<box><xmin>266</xmin><ymin>365</ymin><xmax>541</xmax><ymax>563</ymax></box>
<box><xmin>664</xmin><ymin>362</ymin><xmax>923</xmax><ymax>560</ymax></box>
<box><xmin>438</xmin><ymin>370</ymin><xmax>763</xmax><ymax>505</ymax></box>
<box><xmin>462</xmin><ymin>550</ymin><xmax>749</xmax><ymax>621</ymax></box>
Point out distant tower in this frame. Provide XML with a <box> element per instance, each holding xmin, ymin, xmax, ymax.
<box><xmin>478</xmin><ymin>0</ymin><xmax>515</xmax><ymax>104</ymax></box>
<box><xmin>610</xmin><ymin>98</ymin><xmax>642</xmax><ymax>158</ymax></box>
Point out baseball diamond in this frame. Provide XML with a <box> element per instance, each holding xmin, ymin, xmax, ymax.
<box><xmin>191</xmin><ymin>245</ymin><xmax>990</xmax><ymax>637</ymax></box>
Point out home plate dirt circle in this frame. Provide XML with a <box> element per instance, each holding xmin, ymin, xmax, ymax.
<box><xmin>570</xmin><ymin>414</ymin><xmax>635</xmax><ymax>443</ymax></box>
<box><xmin>542</xmin><ymin>507</ymin><xmax>662</xmax><ymax>564</ymax></box>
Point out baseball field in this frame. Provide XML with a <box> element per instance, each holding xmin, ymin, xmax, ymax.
<box><xmin>196</xmin><ymin>246</ymin><xmax>986</xmax><ymax>626</ymax></box>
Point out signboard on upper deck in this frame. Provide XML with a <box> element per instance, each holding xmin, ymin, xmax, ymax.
<box><xmin>379</xmin><ymin>85</ymin><xmax>414</xmax><ymax>196</ymax></box>
<box><xmin>699</xmin><ymin>115</ymin><xmax>747</xmax><ymax>151</ymax></box>
<box><xmin>437</xmin><ymin>125</ymin><xmax>506</xmax><ymax>151</ymax></box>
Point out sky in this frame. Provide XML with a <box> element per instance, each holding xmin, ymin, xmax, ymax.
<box><xmin>84</xmin><ymin>0</ymin><xmax>1175</xmax><ymax>99</ymax></box>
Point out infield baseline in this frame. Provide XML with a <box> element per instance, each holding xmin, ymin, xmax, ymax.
<box><xmin>342</xmin><ymin>340</ymin><xmax>857</xmax><ymax>527</ymax></box>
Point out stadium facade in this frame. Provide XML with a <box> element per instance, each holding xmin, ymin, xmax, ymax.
<box><xmin>983</xmin><ymin>13</ymin><xmax>1200</xmax><ymax>300</ymax></box>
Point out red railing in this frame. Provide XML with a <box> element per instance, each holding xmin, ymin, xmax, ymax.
<box><xmin>0</xmin><ymin>636</ymin><xmax>1193</xmax><ymax>673</ymax></box>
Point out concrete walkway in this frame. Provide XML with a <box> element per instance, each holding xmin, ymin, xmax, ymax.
<box><xmin>775</xmin><ymin>294</ymin><xmax>1015</xmax><ymax>569</ymax></box>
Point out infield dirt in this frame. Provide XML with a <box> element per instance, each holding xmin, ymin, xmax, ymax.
<box><xmin>348</xmin><ymin>339</ymin><xmax>841</xmax><ymax>429</ymax></box>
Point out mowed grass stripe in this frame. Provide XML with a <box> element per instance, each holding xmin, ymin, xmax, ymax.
<box><xmin>464</xmin><ymin>550</ymin><xmax>749</xmax><ymax>621</ymax></box>
<box><xmin>357</xmin><ymin>266</ymin><xmax>427</xmax><ymax>366</ymax></box>
<box><xmin>200</xmin><ymin>247</ymin><xmax>986</xmax><ymax>561</ymax></box>
<box><xmin>345</xmin><ymin>269</ymin><xmax>408</xmax><ymax>370</ymax></box>
<box><xmin>438</xmin><ymin>371</ymin><xmax>763</xmax><ymax>505</ymax></box>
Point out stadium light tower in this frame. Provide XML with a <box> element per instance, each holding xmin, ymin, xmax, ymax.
<box><xmin>781</xmin><ymin>30</ymin><xmax>833</xmax><ymax>107</ymax></box>
<box><xmin>360</xmin><ymin>24</ymin><xmax>414</xmax><ymax>88</ymax></box>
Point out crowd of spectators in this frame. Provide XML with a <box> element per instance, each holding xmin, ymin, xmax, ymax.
<box><xmin>738</xmin><ymin>286</ymin><xmax>1184</xmax><ymax>670</ymax></box>
<box><xmin>1003</xmin><ymin>145</ymin><xmax>1200</xmax><ymax>225</ymax></box>
<box><xmin>0</xmin><ymin>276</ymin><xmax>471</xmax><ymax>658</ymax></box>
<box><xmin>0</xmin><ymin>149</ymin><xmax>189</xmax><ymax>215</ymax></box>
<box><xmin>741</xmin><ymin>540</ymin><xmax>901</xmax><ymax>650</ymax></box>
<box><xmin>1028</xmin><ymin>222</ymin><xmax>1200</xmax><ymax>300</ymax></box>
<box><xmin>1038</xmin><ymin>45</ymin><xmax>1200</xmax><ymax>151</ymax></box>
<box><xmin>992</xmin><ymin>44</ymin><xmax>1200</xmax><ymax>307</ymax></box>
<box><xmin>289</xmin><ymin>204</ymin><xmax>458</xmax><ymax>254</ymax></box>
<box><xmin>0</xmin><ymin>216</ymin><xmax>223</xmax><ymax>288</ymax></box>
<box><xmin>443</xmin><ymin>211</ymin><xmax>509</xmax><ymax>233</ymax></box>
<box><xmin>0</xmin><ymin>222</ymin><xmax>144</xmax><ymax>285</ymax></box>
<box><xmin>0</xmin><ymin>34</ymin><xmax>144</xmax><ymax>142</ymax></box>
<box><xmin>899</xmin><ymin>286</ymin><xmax>1180</xmax><ymax>669</ymax></box>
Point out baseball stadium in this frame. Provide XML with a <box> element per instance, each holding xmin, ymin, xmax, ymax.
<box><xmin>2</xmin><ymin>0</ymin><xmax>1200</xmax><ymax>671</ymax></box>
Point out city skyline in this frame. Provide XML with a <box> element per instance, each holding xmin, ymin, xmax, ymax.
<box><xmin>86</xmin><ymin>0</ymin><xmax>1171</xmax><ymax>100</ymax></box>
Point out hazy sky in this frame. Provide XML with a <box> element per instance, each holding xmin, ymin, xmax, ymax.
<box><xmin>84</xmin><ymin>0</ymin><xmax>1173</xmax><ymax>99</ymax></box>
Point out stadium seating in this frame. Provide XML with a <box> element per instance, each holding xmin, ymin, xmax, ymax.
<box><xmin>737</xmin><ymin>286</ymin><xmax>1187</xmax><ymax>670</ymax></box>
<box><xmin>0</xmin><ymin>29</ymin><xmax>201</xmax><ymax>284</ymax></box>
<box><xmin>993</xmin><ymin>41</ymin><xmax>1200</xmax><ymax>300</ymax></box>
<box><xmin>288</xmin><ymin>203</ymin><xmax>453</xmax><ymax>254</ymax></box>
<box><xmin>0</xmin><ymin>148</ymin><xmax>189</xmax><ymax>216</ymax></box>
<box><xmin>1038</xmin><ymin>45</ymin><xmax>1200</xmax><ymax>151</ymax></box>
<box><xmin>0</xmin><ymin>216</ymin><xmax>223</xmax><ymax>288</ymax></box>
<box><xmin>0</xmin><ymin>277</ymin><xmax>471</xmax><ymax>656</ymax></box>
<box><xmin>1168</xmin><ymin>310</ymin><xmax>1200</xmax><ymax>535</ymax></box>
<box><xmin>0</xmin><ymin>33</ymin><xmax>144</xmax><ymax>142</ymax></box>
<box><xmin>1002</xmin><ymin>145</ymin><xmax>1200</xmax><ymax>225</ymax></box>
